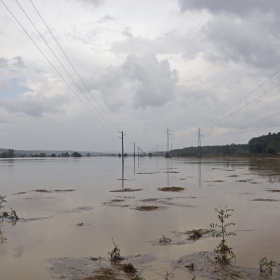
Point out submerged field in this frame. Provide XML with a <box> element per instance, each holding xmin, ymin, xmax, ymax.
<box><xmin>0</xmin><ymin>156</ymin><xmax>280</xmax><ymax>279</ymax></box>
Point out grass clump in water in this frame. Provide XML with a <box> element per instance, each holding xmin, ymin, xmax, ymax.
<box><xmin>135</xmin><ymin>206</ymin><xmax>159</xmax><ymax>211</ymax></box>
<box><xmin>158</xmin><ymin>186</ymin><xmax>184</xmax><ymax>192</ymax></box>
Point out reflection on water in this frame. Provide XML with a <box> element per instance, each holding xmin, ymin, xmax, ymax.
<box><xmin>198</xmin><ymin>157</ymin><xmax>202</xmax><ymax>187</ymax></box>
<box><xmin>0</xmin><ymin>157</ymin><xmax>280</xmax><ymax>279</ymax></box>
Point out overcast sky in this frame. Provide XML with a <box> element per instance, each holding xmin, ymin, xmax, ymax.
<box><xmin>1</xmin><ymin>0</ymin><xmax>280</xmax><ymax>152</ymax></box>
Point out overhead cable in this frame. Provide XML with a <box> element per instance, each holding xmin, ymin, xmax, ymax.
<box><xmin>29</xmin><ymin>0</ymin><xmax>121</xmax><ymax>132</ymax></box>
<box><xmin>15</xmin><ymin>0</ymin><xmax>119</xmax><ymax>133</ymax></box>
<box><xmin>1</xmin><ymin>0</ymin><xmax>116</xmax><ymax>135</ymax></box>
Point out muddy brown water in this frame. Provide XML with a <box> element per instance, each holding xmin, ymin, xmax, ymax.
<box><xmin>0</xmin><ymin>157</ymin><xmax>280</xmax><ymax>279</ymax></box>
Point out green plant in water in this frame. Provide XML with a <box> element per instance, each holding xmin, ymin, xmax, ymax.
<box><xmin>164</xmin><ymin>271</ymin><xmax>174</xmax><ymax>279</ymax></box>
<box><xmin>259</xmin><ymin>257</ymin><xmax>276</xmax><ymax>275</ymax></box>
<box><xmin>108</xmin><ymin>238</ymin><xmax>123</xmax><ymax>261</ymax></box>
<box><xmin>159</xmin><ymin>235</ymin><xmax>171</xmax><ymax>244</ymax></box>
<box><xmin>210</xmin><ymin>206</ymin><xmax>236</xmax><ymax>264</ymax></box>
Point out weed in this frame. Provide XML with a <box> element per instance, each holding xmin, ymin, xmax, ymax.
<box><xmin>259</xmin><ymin>257</ymin><xmax>276</xmax><ymax>275</ymax></box>
<box><xmin>132</xmin><ymin>276</ymin><xmax>146</xmax><ymax>280</ymax></box>
<box><xmin>164</xmin><ymin>271</ymin><xmax>174</xmax><ymax>279</ymax></box>
<box><xmin>122</xmin><ymin>263</ymin><xmax>137</xmax><ymax>274</ymax></box>
<box><xmin>210</xmin><ymin>206</ymin><xmax>236</xmax><ymax>264</ymax></box>
<box><xmin>0</xmin><ymin>196</ymin><xmax>19</xmax><ymax>221</ymax></box>
<box><xmin>108</xmin><ymin>239</ymin><xmax>123</xmax><ymax>261</ymax></box>
<box><xmin>159</xmin><ymin>235</ymin><xmax>171</xmax><ymax>244</ymax></box>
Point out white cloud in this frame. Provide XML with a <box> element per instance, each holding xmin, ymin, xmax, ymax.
<box><xmin>88</xmin><ymin>54</ymin><xmax>178</xmax><ymax>110</ymax></box>
<box><xmin>0</xmin><ymin>94</ymin><xmax>68</xmax><ymax>117</ymax></box>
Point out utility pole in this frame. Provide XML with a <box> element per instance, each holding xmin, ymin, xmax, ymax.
<box><xmin>166</xmin><ymin>128</ymin><xmax>172</xmax><ymax>152</ymax></box>
<box><xmin>133</xmin><ymin>143</ymin><xmax>135</xmax><ymax>159</ymax></box>
<box><xmin>138</xmin><ymin>146</ymin><xmax>140</xmax><ymax>157</ymax></box>
<box><xmin>119</xmin><ymin>131</ymin><xmax>125</xmax><ymax>158</ymax></box>
<box><xmin>198</xmin><ymin>128</ymin><xmax>202</xmax><ymax>157</ymax></box>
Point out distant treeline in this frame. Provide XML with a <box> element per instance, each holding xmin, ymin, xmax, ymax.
<box><xmin>0</xmin><ymin>150</ymin><xmax>85</xmax><ymax>158</ymax></box>
<box><xmin>172</xmin><ymin>144</ymin><xmax>248</xmax><ymax>156</ymax></box>
<box><xmin>172</xmin><ymin>132</ymin><xmax>280</xmax><ymax>156</ymax></box>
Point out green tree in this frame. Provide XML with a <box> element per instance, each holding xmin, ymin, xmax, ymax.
<box><xmin>71</xmin><ymin>152</ymin><xmax>82</xmax><ymax>157</ymax></box>
<box><xmin>265</xmin><ymin>145</ymin><xmax>277</xmax><ymax>154</ymax></box>
<box><xmin>0</xmin><ymin>149</ymin><xmax>15</xmax><ymax>158</ymax></box>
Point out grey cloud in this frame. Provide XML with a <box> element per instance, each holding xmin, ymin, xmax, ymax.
<box><xmin>13</xmin><ymin>56</ymin><xmax>26</xmax><ymax>68</ymax></box>
<box><xmin>123</xmin><ymin>54</ymin><xmax>178</xmax><ymax>109</ymax></box>
<box><xmin>98</xmin><ymin>15</ymin><xmax>116</xmax><ymax>23</ymax></box>
<box><xmin>123</xmin><ymin>27</ymin><xmax>133</xmax><ymax>38</ymax></box>
<box><xmin>0</xmin><ymin>58</ymin><xmax>8</xmax><ymax>68</ymax></box>
<box><xmin>201</xmin><ymin>16</ymin><xmax>280</xmax><ymax>69</ymax></box>
<box><xmin>0</xmin><ymin>94</ymin><xmax>68</xmax><ymax>117</ymax></box>
<box><xmin>178</xmin><ymin>0</ymin><xmax>280</xmax><ymax>17</ymax></box>
<box><xmin>77</xmin><ymin>0</ymin><xmax>104</xmax><ymax>7</ymax></box>
<box><xmin>112</xmin><ymin>30</ymin><xmax>200</xmax><ymax>58</ymax></box>
<box><xmin>89</xmin><ymin>54</ymin><xmax>178</xmax><ymax>109</ymax></box>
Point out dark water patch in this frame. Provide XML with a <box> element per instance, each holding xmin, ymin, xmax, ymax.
<box><xmin>213</xmin><ymin>180</ymin><xmax>225</xmax><ymax>182</ymax></box>
<box><xmin>251</xmin><ymin>198</ymin><xmax>279</xmax><ymax>202</ymax></box>
<box><xmin>136</xmin><ymin>172</ymin><xmax>159</xmax><ymax>174</ymax></box>
<box><xmin>110</xmin><ymin>188</ymin><xmax>142</xmax><ymax>193</ymax></box>
<box><xmin>236</xmin><ymin>180</ymin><xmax>248</xmax><ymax>182</ymax></box>
<box><xmin>13</xmin><ymin>192</ymin><xmax>27</xmax><ymax>195</ymax></box>
<box><xmin>33</xmin><ymin>189</ymin><xmax>51</xmax><ymax>193</ymax></box>
<box><xmin>134</xmin><ymin>205</ymin><xmax>163</xmax><ymax>211</ymax></box>
<box><xmin>267</xmin><ymin>189</ymin><xmax>280</xmax><ymax>192</ymax></box>
<box><xmin>158</xmin><ymin>186</ymin><xmax>184</xmax><ymax>192</ymax></box>
<box><xmin>23</xmin><ymin>196</ymin><xmax>56</xmax><ymax>200</ymax></box>
<box><xmin>53</xmin><ymin>189</ymin><xmax>75</xmax><ymax>192</ymax></box>
<box><xmin>32</xmin><ymin>189</ymin><xmax>75</xmax><ymax>193</ymax></box>
<box><xmin>62</xmin><ymin>206</ymin><xmax>94</xmax><ymax>214</ymax></box>
<box><xmin>20</xmin><ymin>216</ymin><xmax>53</xmax><ymax>222</ymax></box>
<box><xmin>227</xmin><ymin>175</ymin><xmax>238</xmax><ymax>177</ymax></box>
<box><xmin>140</xmin><ymin>198</ymin><xmax>159</xmax><ymax>202</ymax></box>
<box><xmin>114</xmin><ymin>196</ymin><xmax>135</xmax><ymax>199</ymax></box>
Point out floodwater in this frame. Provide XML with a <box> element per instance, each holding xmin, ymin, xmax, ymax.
<box><xmin>0</xmin><ymin>156</ymin><xmax>280</xmax><ymax>279</ymax></box>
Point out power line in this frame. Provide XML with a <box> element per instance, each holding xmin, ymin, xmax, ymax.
<box><xmin>202</xmin><ymin>67</ymin><xmax>280</xmax><ymax>129</ymax></box>
<box><xmin>15</xmin><ymin>0</ymin><xmax>119</xmax><ymax>133</ymax></box>
<box><xmin>204</xmin><ymin>82</ymin><xmax>280</xmax><ymax>128</ymax></box>
<box><xmin>1</xmin><ymin>0</ymin><xmax>116</xmax><ymax>135</ymax></box>
<box><xmin>205</xmin><ymin>16</ymin><xmax>280</xmax><ymax>108</ymax></box>
<box><xmin>201</xmin><ymin>18</ymin><xmax>280</xmax><ymax>129</ymax></box>
<box><xmin>205</xmin><ymin>110</ymin><xmax>280</xmax><ymax>140</ymax></box>
<box><xmin>29</xmin><ymin>0</ymin><xmax>121</xmax><ymax>132</ymax></box>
